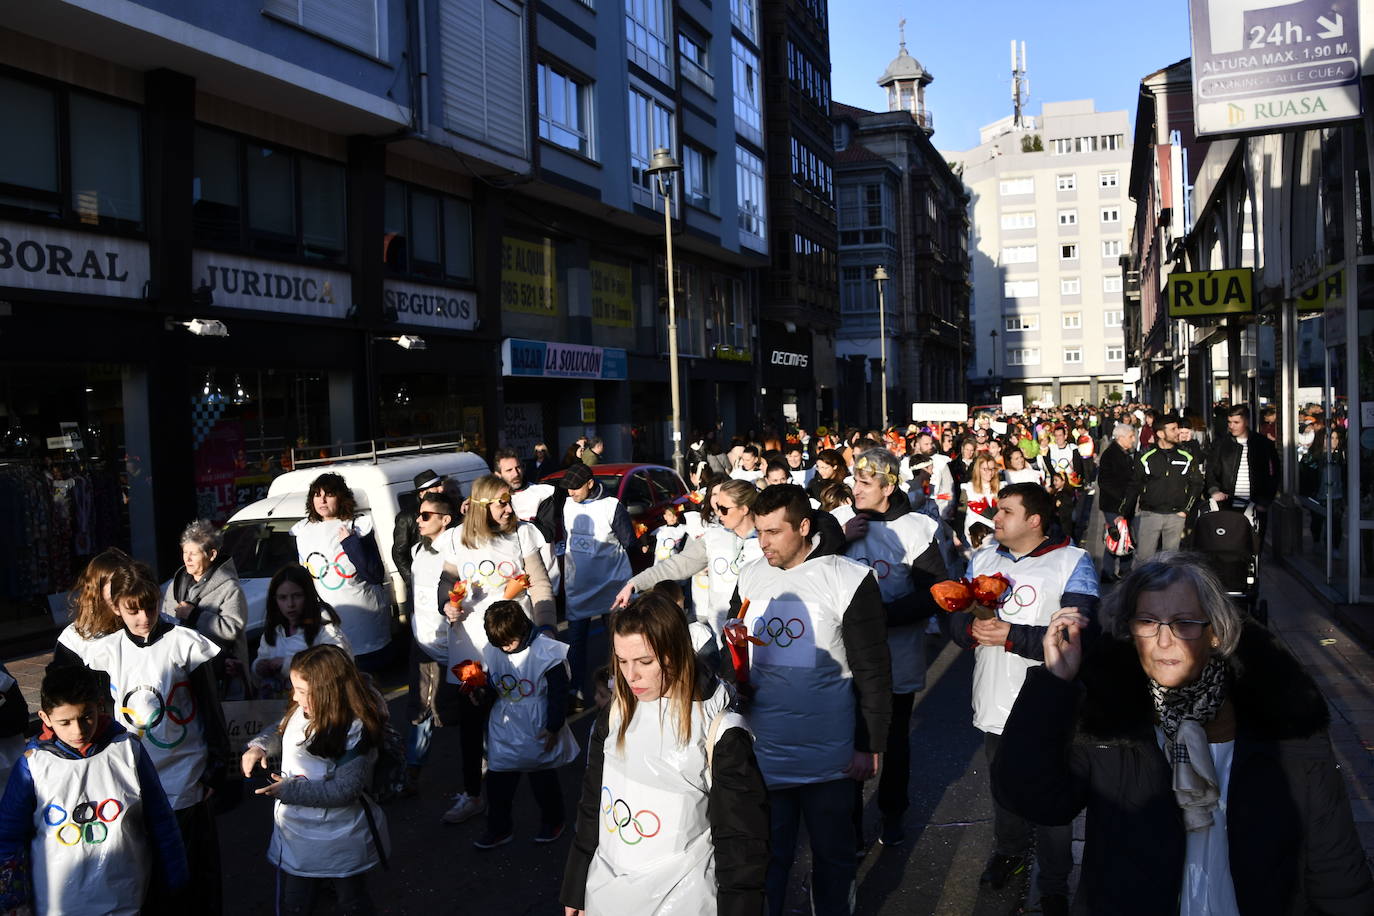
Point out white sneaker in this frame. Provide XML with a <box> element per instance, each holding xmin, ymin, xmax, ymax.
<box><xmin>441</xmin><ymin>793</ymin><xmax>485</xmax><ymax>824</ymax></box>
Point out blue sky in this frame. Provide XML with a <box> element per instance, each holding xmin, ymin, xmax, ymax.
<box><xmin>829</xmin><ymin>0</ymin><xmax>1193</xmax><ymax>151</ymax></box>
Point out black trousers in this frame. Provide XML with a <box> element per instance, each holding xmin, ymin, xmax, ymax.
<box><xmin>853</xmin><ymin>690</ymin><xmax>916</xmax><ymax>838</ymax></box>
<box><xmin>484</xmin><ymin>769</ymin><xmax>564</xmax><ymax>834</ymax></box>
<box><xmin>278</xmin><ymin>872</ymin><xmax>374</xmax><ymax>916</ymax></box>
<box><xmin>150</xmin><ymin>799</ymin><xmax>220</xmax><ymax>914</ymax></box>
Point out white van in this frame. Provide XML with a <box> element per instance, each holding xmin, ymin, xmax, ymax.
<box><xmin>221</xmin><ymin>448</ymin><xmax>490</xmax><ymax>640</ymax></box>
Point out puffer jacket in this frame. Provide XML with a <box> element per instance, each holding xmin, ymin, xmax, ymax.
<box><xmin>162</xmin><ymin>558</ymin><xmax>254</xmax><ymax>695</ymax></box>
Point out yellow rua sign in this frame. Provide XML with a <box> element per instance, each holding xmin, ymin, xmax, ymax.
<box><xmin>1166</xmin><ymin>268</ymin><xmax>1254</xmax><ymax>318</ymax></box>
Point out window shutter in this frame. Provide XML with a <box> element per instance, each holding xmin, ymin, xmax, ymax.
<box><xmin>263</xmin><ymin>0</ymin><xmax>379</xmax><ymax>56</ymax></box>
<box><xmin>439</xmin><ymin>0</ymin><xmax>528</xmax><ymax>159</ymax></box>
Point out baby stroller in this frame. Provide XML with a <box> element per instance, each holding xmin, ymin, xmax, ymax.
<box><xmin>1191</xmin><ymin>499</ymin><xmax>1268</xmax><ymax>626</ymax></box>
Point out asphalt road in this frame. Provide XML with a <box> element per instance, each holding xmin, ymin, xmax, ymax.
<box><xmin>218</xmin><ymin>626</ymin><xmax>1043</xmax><ymax>915</ymax></box>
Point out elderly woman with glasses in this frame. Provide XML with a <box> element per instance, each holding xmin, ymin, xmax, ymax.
<box><xmin>162</xmin><ymin>519</ymin><xmax>253</xmax><ymax>698</ymax></box>
<box><xmin>992</xmin><ymin>552</ymin><xmax>1374</xmax><ymax>915</ymax></box>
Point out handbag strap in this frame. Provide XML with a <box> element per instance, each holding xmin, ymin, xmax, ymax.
<box><xmin>359</xmin><ymin>793</ymin><xmax>389</xmax><ymax>871</ymax></box>
<box><xmin>703</xmin><ymin>708</ymin><xmax>729</xmax><ymax>789</ymax></box>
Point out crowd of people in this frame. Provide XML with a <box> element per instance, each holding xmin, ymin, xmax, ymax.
<box><xmin>0</xmin><ymin>399</ymin><xmax>1368</xmax><ymax>915</ymax></box>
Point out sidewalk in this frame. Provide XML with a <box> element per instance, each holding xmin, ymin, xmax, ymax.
<box><xmin>1263</xmin><ymin>561</ymin><xmax>1374</xmax><ymax>869</ymax></box>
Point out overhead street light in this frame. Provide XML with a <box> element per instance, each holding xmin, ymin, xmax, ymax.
<box><xmin>646</xmin><ymin>146</ymin><xmax>686</xmax><ymax>479</ymax></box>
<box><xmin>381</xmin><ymin>334</ymin><xmax>428</xmax><ymax>351</ymax></box>
<box><xmin>166</xmin><ymin>318</ymin><xmax>229</xmax><ymax>337</ymax></box>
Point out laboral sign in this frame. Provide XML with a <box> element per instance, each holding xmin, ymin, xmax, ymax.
<box><xmin>1166</xmin><ymin>268</ymin><xmax>1254</xmax><ymax>318</ymax></box>
<box><xmin>192</xmin><ymin>251</ymin><xmax>350</xmax><ymax>319</ymax></box>
<box><xmin>0</xmin><ymin>221</ymin><xmax>149</xmax><ymax>298</ymax></box>
<box><xmin>1189</xmin><ymin>0</ymin><xmax>1360</xmax><ymax>136</ymax></box>
<box><xmin>501</xmin><ymin>338</ymin><xmax>628</xmax><ymax>380</ymax></box>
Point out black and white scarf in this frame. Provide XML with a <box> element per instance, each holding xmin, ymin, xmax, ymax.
<box><xmin>1149</xmin><ymin>655</ymin><xmax>1229</xmax><ymax>831</ymax></box>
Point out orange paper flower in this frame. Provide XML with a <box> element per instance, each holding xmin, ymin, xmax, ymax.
<box><xmin>970</xmin><ymin>573</ymin><xmax>1012</xmax><ymax>607</ymax></box>
<box><xmin>503</xmin><ymin>573</ymin><xmax>531</xmax><ymax>600</ymax></box>
<box><xmin>448</xmin><ymin>582</ymin><xmax>467</xmax><ymax>605</ymax></box>
<box><xmin>930</xmin><ymin>579</ymin><xmax>974</xmax><ymax>612</ymax></box>
<box><xmin>450</xmin><ymin>659</ymin><xmax>486</xmax><ymax>692</ymax></box>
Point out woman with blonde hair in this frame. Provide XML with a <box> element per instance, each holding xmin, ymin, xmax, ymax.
<box><xmin>561</xmin><ymin>593</ymin><xmax>768</xmax><ymax>915</ymax></box>
<box><xmin>55</xmin><ymin>547</ymin><xmax>132</xmax><ymax>656</ymax></box>
<box><xmin>242</xmin><ymin>643</ymin><xmax>389</xmax><ymax>915</ymax></box>
<box><xmin>435</xmin><ymin>473</ymin><xmax>555</xmax><ymax>825</ymax></box>
<box><xmin>958</xmin><ymin>454</ymin><xmax>1002</xmax><ymax>544</ymax></box>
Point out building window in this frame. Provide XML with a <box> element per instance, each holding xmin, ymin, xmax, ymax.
<box><xmin>999</xmin><ymin>177</ymin><xmax>1034</xmax><ymax>196</ymax></box>
<box><xmin>1058</xmin><ymin>209</ymin><xmax>1077</xmax><ymax>226</ymax></box>
<box><xmin>840</xmin><ymin>265</ymin><xmax>879</xmax><ymax>313</ymax></box>
<box><xmin>678</xmin><ymin>32</ymin><xmax>713</xmax><ymax>94</ymax></box>
<box><xmin>730</xmin><ymin>0</ymin><xmax>757</xmax><ymax>40</ymax></box>
<box><xmin>1104</xmin><ymin>309</ymin><xmax>1123</xmax><ymax>327</ymax></box>
<box><xmin>736</xmin><ymin>145</ymin><xmax>767</xmax><ymax>250</ymax></box>
<box><xmin>383</xmin><ymin>180</ymin><xmax>473</xmax><ymax>281</ymax></box>
<box><xmin>626</xmin><ymin>0</ymin><xmax>672</xmax><ymax>82</ymax></box>
<box><xmin>1061</xmin><ymin>277</ymin><xmax>1081</xmax><ymax>295</ymax></box>
<box><xmin>1051</xmin><ymin>134</ymin><xmax>1124</xmax><ymax>155</ymax></box>
<box><xmin>1063</xmin><ymin>346</ymin><xmax>1083</xmax><ymax>363</ymax></box>
<box><xmin>263</xmin><ymin>0</ymin><xmax>381</xmax><ymax>57</ymax></box>
<box><xmin>1003</xmin><ymin>280</ymin><xmax>1039</xmax><ymax>299</ymax></box>
<box><xmin>1060</xmin><ymin>243</ymin><xmax>1079</xmax><ymax>261</ymax></box>
<box><xmin>628</xmin><ymin>87</ymin><xmax>675</xmax><ymax>202</ymax></box>
<box><xmin>787</xmin><ymin>41</ymin><xmax>831</xmax><ymax>113</ymax></box>
<box><xmin>1102</xmin><ymin>239</ymin><xmax>1122</xmax><ymax>257</ymax></box>
<box><xmin>1103</xmin><ymin>275</ymin><xmax>1123</xmax><ymax>293</ymax></box>
<box><xmin>731</xmin><ymin>38</ymin><xmax>763</xmax><ymax>144</ymax></box>
<box><xmin>1055</xmin><ymin>173</ymin><xmax>1076</xmax><ymax>191</ymax></box>
<box><xmin>683</xmin><ymin>144</ymin><xmax>713</xmax><ymax>212</ymax></box>
<box><xmin>1007</xmin><ymin>347</ymin><xmax>1040</xmax><ymax>366</ymax></box>
<box><xmin>1106</xmin><ymin>344</ymin><xmax>1124</xmax><ymax>361</ymax></box>
<box><xmin>1000</xmin><ymin>211</ymin><xmax>1035</xmax><ymax>230</ymax></box>
<box><xmin>1099</xmin><ymin>170</ymin><xmax>1119</xmax><ymax>188</ymax></box>
<box><xmin>839</xmin><ymin>183</ymin><xmax>893</xmax><ymax>246</ymax></box>
<box><xmin>1000</xmin><ymin>245</ymin><xmax>1037</xmax><ymax>265</ymax></box>
<box><xmin>0</xmin><ymin>75</ymin><xmax>145</xmax><ymax>230</ymax></box>
<box><xmin>537</xmin><ymin>63</ymin><xmax>593</xmax><ymax>158</ymax></box>
<box><xmin>193</xmin><ymin>126</ymin><xmax>345</xmax><ymax>261</ymax></box>
<box><xmin>1004</xmin><ymin>315</ymin><xmax>1039</xmax><ymax>332</ymax></box>
<box><xmin>1101</xmin><ymin>206</ymin><xmax>1120</xmax><ymax>223</ymax></box>
<box><xmin>1062</xmin><ymin>312</ymin><xmax>1082</xmax><ymax>329</ymax></box>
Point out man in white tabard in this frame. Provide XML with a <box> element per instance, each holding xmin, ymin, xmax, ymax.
<box><xmin>494</xmin><ymin>447</ymin><xmax>561</xmax><ymax>592</ymax></box>
<box><xmin>783</xmin><ymin>441</ymin><xmax>814</xmax><ymax>488</ymax></box>
<box><xmin>946</xmin><ymin>482</ymin><xmax>1099</xmax><ymax>915</ymax></box>
<box><xmin>730</xmin><ymin>445</ymin><xmax>764</xmax><ymax>483</ymax></box>
<box><xmin>726</xmin><ymin>484</ymin><xmax>891</xmax><ymax>916</ymax></box>
<box><xmin>901</xmin><ymin>431</ymin><xmax>954</xmax><ymax>521</ymax></box>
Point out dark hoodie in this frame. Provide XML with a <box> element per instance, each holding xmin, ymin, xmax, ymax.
<box><xmin>0</xmin><ymin>716</ymin><xmax>189</xmax><ymax>895</ymax></box>
<box><xmin>846</xmin><ymin>496</ymin><xmax>950</xmax><ymax>628</ymax></box>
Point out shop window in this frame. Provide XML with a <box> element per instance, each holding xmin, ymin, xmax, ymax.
<box><xmin>383</xmin><ymin>180</ymin><xmax>474</xmax><ymax>282</ymax></box>
<box><xmin>0</xmin><ymin>75</ymin><xmax>143</xmax><ymax>230</ymax></box>
<box><xmin>193</xmin><ymin>127</ymin><xmax>346</xmax><ymax>261</ymax></box>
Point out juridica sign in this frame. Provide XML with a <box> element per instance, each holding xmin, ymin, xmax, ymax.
<box><xmin>1166</xmin><ymin>268</ymin><xmax>1254</xmax><ymax>318</ymax></box>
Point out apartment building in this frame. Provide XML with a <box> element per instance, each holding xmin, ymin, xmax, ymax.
<box><xmin>948</xmin><ymin>101</ymin><xmax>1133</xmax><ymax>406</ymax></box>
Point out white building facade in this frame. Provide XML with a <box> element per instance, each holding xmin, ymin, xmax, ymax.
<box><xmin>947</xmin><ymin>101</ymin><xmax>1134</xmax><ymax>406</ymax></box>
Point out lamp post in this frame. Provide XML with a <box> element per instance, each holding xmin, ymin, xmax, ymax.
<box><xmin>989</xmin><ymin>327</ymin><xmax>1000</xmax><ymax>399</ymax></box>
<box><xmin>873</xmin><ymin>266</ymin><xmax>889</xmax><ymax>429</ymax></box>
<box><xmin>646</xmin><ymin>147</ymin><xmax>685</xmax><ymax>479</ymax></box>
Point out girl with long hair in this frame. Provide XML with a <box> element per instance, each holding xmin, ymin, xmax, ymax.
<box><xmin>561</xmin><ymin>593</ymin><xmax>768</xmax><ymax>915</ymax></box>
<box><xmin>56</xmin><ymin>547</ymin><xmax>131</xmax><ymax>651</ymax></box>
<box><xmin>289</xmin><ymin>473</ymin><xmax>390</xmax><ymax>666</ymax></box>
<box><xmin>254</xmin><ymin>564</ymin><xmax>351</xmax><ymax>698</ymax></box>
<box><xmin>436</xmin><ymin>474</ymin><xmax>555</xmax><ymax>825</ymax></box>
<box><xmin>959</xmin><ymin>454</ymin><xmax>1002</xmax><ymax>544</ymax></box>
<box><xmin>242</xmin><ymin>644</ymin><xmax>388</xmax><ymax>915</ymax></box>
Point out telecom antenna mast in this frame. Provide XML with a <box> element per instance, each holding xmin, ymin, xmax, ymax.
<box><xmin>1011</xmin><ymin>40</ymin><xmax>1028</xmax><ymax>127</ymax></box>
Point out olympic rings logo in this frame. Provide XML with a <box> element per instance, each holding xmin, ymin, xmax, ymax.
<box><xmin>569</xmin><ymin>535</ymin><xmax>597</xmax><ymax>556</ymax></box>
<box><xmin>853</xmin><ymin>557</ymin><xmax>892</xmax><ymax>580</ymax></box>
<box><xmin>304</xmin><ymin>550</ymin><xmax>356</xmax><ymax>592</ymax></box>
<box><xmin>45</xmin><ymin>798</ymin><xmax>124</xmax><ymax>847</ymax></box>
<box><xmin>600</xmin><ymin>787</ymin><xmax>662</xmax><ymax>845</ymax></box>
<box><xmin>117</xmin><ymin>681</ymin><xmax>195</xmax><ymax>749</ymax></box>
<box><xmin>493</xmin><ymin>673</ymin><xmax>536</xmax><ymax>701</ymax></box>
<box><xmin>710</xmin><ymin>556</ymin><xmax>744</xmax><ymax>577</ymax></box>
<box><xmin>999</xmin><ymin>584</ymin><xmax>1038</xmax><ymax>617</ymax></box>
<box><xmin>751</xmin><ymin>616</ymin><xmax>807</xmax><ymax>647</ymax></box>
<box><xmin>457</xmin><ymin>559</ymin><xmax>519</xmax><ymax>588</ymax></box>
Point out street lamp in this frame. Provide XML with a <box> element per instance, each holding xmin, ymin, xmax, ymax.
<box><xmin>989</xmin><ymin>327</ymin><xmax>1000</xmax><ymax>397</ymax></box>
<box><xmin>646</xmin><ymin>147</ymin><xmax>686</xmax><ymax>479</ymax></box>
<box><xmin>873</xmin><ymin>266</ymin><xmax>889</xmax><ymax>428</ymax></box>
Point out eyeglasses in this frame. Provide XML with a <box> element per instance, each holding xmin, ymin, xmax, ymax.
<box><xmin>1129</xmin><ymin>617</ymin><xmax>1211</xmax><ymax>640</ymax></box>
<box><xmin>417</xmin><ymin>511</ymin><xmax>450</xmax><ymax>521</ymax></box>
<box><xmin>712</xmin><ymin>504</ymin><xmax>738</xmax><ymax>514</ymax></box>
<box><xmin>474</xmin><ymin>496</ymin><xmax>512</xmax><ymax>506</ymax></box>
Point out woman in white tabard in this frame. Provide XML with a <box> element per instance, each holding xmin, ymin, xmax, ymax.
<box><xmin>435</xmin><ymin>474</ymin><xmax>555</xmax><ymax>826</ymax></box>
<box><xmin>289</xmin><ymin>473</ymin><xmax>391</xmax><ymax>671</ymax></box>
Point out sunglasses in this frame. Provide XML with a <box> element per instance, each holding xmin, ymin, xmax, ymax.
<box><xmin>417</xmin><ymin>510</ymin><xmax>450</xmax><ymax>521</ymax></box>
<box><xmin>712</xmin><ymin>503</ymin><xmax>738</xmax><ymax>514</ymax></box>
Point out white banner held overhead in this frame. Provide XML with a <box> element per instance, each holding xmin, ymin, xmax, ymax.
<box><xmin>911</xmin><ymin>402</ymin><xmax>969</xmax><ymax>423</ymax></box>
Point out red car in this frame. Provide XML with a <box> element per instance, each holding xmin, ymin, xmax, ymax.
<box><xmin>541</xmin><ymin>463</ymin><xmax>689</xmax><ymax>573</ymax></box>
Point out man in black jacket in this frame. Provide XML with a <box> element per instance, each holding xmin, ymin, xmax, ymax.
<box><xmin>1205</xmin><ymin>404</ymin><xmax>1280</xmax><ymax>546</ymax></box>
<box><xmin>1120</xmin><ymin>414</ymin><xmax>1203</xmax><ymax>560</ymax></box>
<box><xmin>391</xmin><ymin>469</ymin><xmax>457</xmax><ymax>588</ymax></box>
<box><xmin>1097</xmin><ymin>422</ymin><xmax>1138</xmax><ymax>581</ymax></box>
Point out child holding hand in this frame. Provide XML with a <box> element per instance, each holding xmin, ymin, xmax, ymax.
<box><xmin>474</xmin><ymin>601</ymin><xmax>579</xmax><ymax>850</ymax></box>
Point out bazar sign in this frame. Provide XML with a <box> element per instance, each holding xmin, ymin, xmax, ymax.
<box><xmin>0</xmin><ymin>221</ymin><xmax>149</xmax><ymax>298</ymax></box>
<box><xmin>1166</xmin><ymin>268</ymin><xmax>1254</xmax><ymax>317</ymax></box>
<box><xmin>501</xmin><ymin>338</ymin><xmax>628</xmax><ymax>380</ymax></box>
<box><xmin>1190</xmin><ymin>0</ymin><xmax>1360</xmax><ymax>135</ymax></box>
<box><xmin>384</xmin><ymin>279</ymin><xmax>477</xmax><ymax>331</ymax></box>
<box><xmin>193</xmin><ymin>251</ymin><xmax>350</xmax><ymax>318</ymax></box>
<box><xmin>911</xmin><ymin>403</ymin><xmax>969</xmax><ymax>423</ymax></box>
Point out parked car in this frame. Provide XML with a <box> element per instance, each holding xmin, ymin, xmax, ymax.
<box><xmin>221</xmin><ymin>449</ymin><xmax>490</xmax><ymax>641</ymax></box>
<box><xmin>540</xmin><ymin>463</ymin><xmax>689</xmax><ymax>573</ymax></box>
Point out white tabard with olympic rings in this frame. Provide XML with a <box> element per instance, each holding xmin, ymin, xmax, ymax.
<box><xmin>744</xmin><ymin>597</ymin><xmax>817</xmax><ymax>669</ymax></box>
